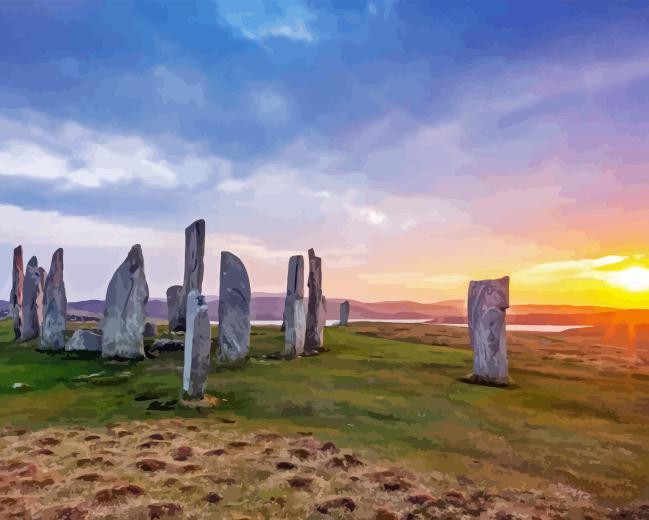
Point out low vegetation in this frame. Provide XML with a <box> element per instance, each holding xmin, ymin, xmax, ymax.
<box><xmin>0</xmin><ymin>318</ymin><xmax>647</xmax><ymax>517</ymax></box>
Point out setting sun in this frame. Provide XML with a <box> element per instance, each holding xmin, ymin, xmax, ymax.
<box><xmin>608</xmin><ymin>266</ymin><xmax>649</xmax><ymax>292</ymax></box>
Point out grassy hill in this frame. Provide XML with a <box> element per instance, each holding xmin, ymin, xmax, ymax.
<box><xmin>0</xmin><ymin>318</ymin><xmax>647</xmax><ymax>516</ymax></box>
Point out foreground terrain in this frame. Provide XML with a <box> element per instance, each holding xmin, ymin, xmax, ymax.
<box><xmin>0</xmin><ymin>319</ymin><xmax>647</xmax><ymax>517</ymax></box>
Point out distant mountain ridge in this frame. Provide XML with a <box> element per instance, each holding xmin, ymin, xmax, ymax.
<box><xmin>1</xmin><ymin>295</ymin><xmax>647</xmax><ymax>325</ymax></box>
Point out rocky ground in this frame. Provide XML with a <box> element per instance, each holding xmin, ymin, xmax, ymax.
<box><xmin>0</xmin><ymin>420</ymin><xmax>644</xmax><ymax>520</ymax></box>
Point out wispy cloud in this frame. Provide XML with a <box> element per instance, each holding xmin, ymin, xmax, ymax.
<box><xmin>0</xmin><ymin>113</ymin><xmax>230</xmax><ymax>188</ymax></box>
<box><xmin>216</xmin><ymin>0</ymin><xmax>316</xmax><ymax>43</ymax></box>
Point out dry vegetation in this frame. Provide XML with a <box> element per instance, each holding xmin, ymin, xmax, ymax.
<box><xmin>0</xmin><ymin>419</ymin><xmax>637</xmax><ymax>520</ymax></box>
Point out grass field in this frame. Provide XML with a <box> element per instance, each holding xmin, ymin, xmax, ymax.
<box><xmin>0</xmin><ymin>317</ymin><xmax>647</xmax><ymax>511</ymax></box>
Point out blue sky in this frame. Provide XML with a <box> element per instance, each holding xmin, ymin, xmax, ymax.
<box><xmin>1</xmin><ymin>1</ymin><xmax>649</xmax><ymax>305</ymax></box>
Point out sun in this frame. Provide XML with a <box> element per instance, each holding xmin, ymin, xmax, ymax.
<box><xmin>608</xmin><ymin>266</ymin><xmax>649</xmax><ymax>292</ymax></box>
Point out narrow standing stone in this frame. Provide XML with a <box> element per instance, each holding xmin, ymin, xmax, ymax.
<box><xmin>166</xmin><ymin>285</ymin><xmax>183</xmax><ymax>331</ymax></box>
<box><xmin>40</xmin><ymin>248</ymin><xmax>67</xmax><ymax>351</ymax></box>
<box><xmin>183</xmin><ymin>290</ymin><xmax>212</xmax><ymax>399</ymax></box>
<box><xmin>339</xmin><ymin>300</ymin><xmax>350</xmax><ymax>326</ymax></box>
<box><xmin>171</xmin><ymin>220</ymin><xmax>205</xmax><ymax>332</ymax></box>
<box><xmin>21</xmin><ymin>256</ymin><xmax>43</xmax><ymax>342</ymax></box>
<box><xmin>304</xmin><ymin>248</ymin><xmax>324</xmax><ymax>353</ymax></box>
<box><xmin>467</xmin><ymin>276</ymin><xmax>510</xmax><ymax>385</ymax></box>
<box><xmin>101</xmin><ymin>245</ymin><xmax>149</xmax><ymax>360</ymax></box>
<box><xmin>218</xmin><ymin>251</ymin><xmax>251</xmax><ymax>363</ymax></box>
<box><xmin>284</xmin><ymin>255</ymin><xmax>306</xmax><ymax>358</ymax></box>
<box><xmin>9</xmin><ymin>246</ymin><xmax>23</xmax><ymax>340</ymax></box>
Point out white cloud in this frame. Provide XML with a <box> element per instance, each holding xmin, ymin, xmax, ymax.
<box><xmin>0</xmin><ymin>113</ymin><xmax>230</xmax><ymax>188</ymax></box>
<box><xmin>216</xmin><ymin>0</ymin><xmax>316</xmax><ymax>43</ymax></box>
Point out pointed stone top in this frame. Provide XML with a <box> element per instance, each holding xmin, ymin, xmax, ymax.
<box><xmin>27</xmin><ymin>256</ymin><xmax>38</xmax><ymax>268</ymax></box>
<box><xmin>126</xmin><ymin>244</ymin><xmax>144</xmax><ymax>263</ymax></box>
<box><xmin>220</xmin><ymin>251</ymin><xmax>251</xmax><ymax>299</ymax></box>
<box><xmin>308</xmin><ymin>248</ymin><xmax>316</xmax><ymax>259</ymax></box>
<box><xmin>14</xmin><ymin>245</ymin><xmax>22</xmax><ymax>256</ymax></box>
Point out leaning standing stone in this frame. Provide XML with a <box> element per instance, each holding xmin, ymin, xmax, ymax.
<box><xmin>467</xmin><ymin>276</ymin><xmax>510</xmax><ymax>385</ymax></box>
<box><xmin>171</xmin><ymin>220</ymin><xmax>205</xmax><ymax>332</ymax></box>
<box><xmin>284</xmin><ymin>255</ymin><xmax>306</xmax><ymax>358</ymax></box>
<box><xmin>339</xmin><ymin>300</ymin><xmax>350</xmax><ymax>326</ymax></box>
<box><xmin>40</xmin><ymin>248</ymin><xmax>67</xmax><ymax>351</ymax></box>
<box><xmin>183</xmin><ymin>290</ymin><xmax>211</xmax><ymax>399</ymax></box>
<box><xmin>9</xmin><ymin>246</ymin><xmax>23</xmax><ymax>340</ymax></box>
<box><xmin>304</xmin><ymin>248</ymin><xmax>324</xmax><ymax>353</ymax></box>
<box><xmin>101</xmin><ymin>245</ymin><xmax>149</xmax><ymax>360</ymax></box>
<box><xmin>21</xmin><ymin>256</ymin><xmax>43</xmax><ymax>342</ymax></box>
<box><xmin>218</xmin><ymin>251</ymin><xmax>251</xmax><ymax>363</ymax></box>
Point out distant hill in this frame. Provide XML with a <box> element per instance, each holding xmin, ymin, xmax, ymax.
<box><xmin>1</xmin><ymin>296</ymin><xmax>647</xmax><ymax>325</ymax></box>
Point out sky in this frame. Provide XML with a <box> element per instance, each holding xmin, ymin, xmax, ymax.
<box><xmin>1</xmin><ymin>0</ymin><xmax>649</xmax><ymax>307</ymax></box>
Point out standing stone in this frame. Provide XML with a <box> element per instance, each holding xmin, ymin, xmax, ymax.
<box><xmin>166</xmin><ymin>285</ymin><xmax>183</xmax><ymax>331</ymax></box>
<box><xmin>318</xmin><ymin>294</ymin><xmax>327</xmax><ymax>344</ymax></box>
<box><xmin>9</xmin><ymin>246</ymin><xmax>23</xmax><ymax>340</ymax></box>
<box><xmin>40</xmin><ymin>248</ymin><xmax>67</xmax><ymax>351</ymax></box>
<box><xmin>183</xmin><ymin>290</ymin><xmax>212</xmax><ymax>399</ymax></box>
<box><xmin>21</xmin><ymin>256</ymin><xmax>43</xmax><ymax>342</ymax></box>
<box><xmin>284</xmin><ymin>255</ymin><xmax>306</xmax><ymax>358</ymax></box>
<box><xmin>144</xmin><ymin>321</ymin><xmax>158</xmax><ymax>337</ymax></box>
<box><xmin>467</xmin><ymin>276</ymin><xmax>510</xmax><ymax>385</ymax></box>
<box><xmin>304</xmin><ymin>248</ymin><xmax>324</xmax><ymax>353</ymax></box>
<box><xmin>170</xmin><ymin>220</ymin><xmax>205</xmax><ymax>332</ymax></box>
<box><xmin>218</xmin><ymin>251</ymin><xmax>251</xmax><ymax>363</ymax></box>
<box><xmin>339</xmin><ymin>300</ymin><xmax>350</xmax><ymax>326</ymax></box>
<box><xmin>101</xmin><ymin>245</ymin><xmax>149</xmax><ymax>360</ymax></box>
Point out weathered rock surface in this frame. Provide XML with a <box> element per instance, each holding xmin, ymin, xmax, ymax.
<box><xmin>21</xmin><ymin>256</ymin><xmax>43</xmax><ymax>341</ymax></box>
<box><xmin>318</xmin><ymin>294</ymin><xmax>327</xmax><ymax>344</ymax></box>
<box><xmin>40</xmin><ymin>249</ymin><xmax>67</xmax><ymax>351</ymax></box>
<box><xmin>65</xmin><ymin>330</ymin><xmax>102</xmax><ymax>352</ymax></box>
<box><xmin>166</xmin><ymin>285</ymin><xmax>183</xmax><ymax>332</ymax></box>
<box><xmin>284</xmin><ymin>255</ymin><xmax>306</xmax><ymax>358</ymax></box>
<box><xmin>467</xmin><ymin>276</ymin><xmax>510</xmax><ymax>385</ymax></box>
<box><xmin>305</xmin><ymin>248</ymin><xmax>324</xmax><ymax>353</ymax></box>
<box><xmin>218</xmin><ymin>251</ymin><xmax>251</xmax><ymax>363</ymax></box>
<box><xmin>171</xmin><ymin>220</ymin><xmax>205</xmax><ymax>332</ymax></box>
<box><xmin>10</xmin><ymin>245</ymin><xmax>23</xmax><ymax>340</ymax></box>
<box><xmin>339</xmin><ymin>300</ymin><xmax>350</xmax><ymax>326</ymax></box>
<box><xmin>144</xmin><ymin>321</ymin><xmax>158</xmax><ymax>337</ymax></box>
<box><xmin>101</xmin><ymin>245</ymin><xmax>149</xmax><ymax>360</ymax></box>
<box><xmin>183</xmin><ymin>290</ymin><xmax>211</xmax><ymax>399</ymax></box>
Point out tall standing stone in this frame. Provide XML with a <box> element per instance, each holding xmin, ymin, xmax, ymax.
<box><xmin>40</xmin><ymin>248</ymin><xmax>67</xmax><ymax>351</ymax></box>
<box><xmin>21</xmin><ymin>256</ymin><xmax>43</xmax><ymax>341</ymax></box>
<box><xmin>218</xmin><ymin>251</ymin><xmax>251</xmax><ymax>363</ymax></box>
<box><xmin>284</xmin><ymin>255</ymin><xmax>306</xmax><ymax>358</ymax></box>
<box><xmin>183</xmin><ymin>290</ymin><xmax>212</xmax><ymax>399</ymax></box>
<box><xmin>166</xmin><ymin>285</ymin><xmax>183</xmax><ymax>331</ymax></box>
<box><xmin>339</xmin><ymin>300</ymin><xmax>350</xmax><ymax>326</ymax></box>
<box><xmin>467</xmin><ymin>276</ymin><xmax>510</xmax><ymax>385</ymax></box>
<box><xmin>37</xmin><ymin>267</ymin><xmax>46</xmax><ymax>329</ymax></box>
<box><xmin>170</xmin><ymin>220</ymin><xmax>205</xmax><ymax>332</ymax></box>
<box><xmin>9</xmin><ymin>246</ymin><xmax>23</xmax><ymax>340</ymax></box>
<box><xmin>101</xmin><ymin>245</ymin><xmax>149</xmax><ymax>360</ymax></box>
<box><xmin>304</xmin><ymin>248</ymin><xmax>324</xmax><ymax>353</ymax></box>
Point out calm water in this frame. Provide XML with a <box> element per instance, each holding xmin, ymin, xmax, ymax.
<box><xmin>444</xmin><ymin>324</ymin><xmax>590</xmax><ymax>333</ymax></box>
<box><xmin>212</xmin><ymin>319</ymin><xmax>589</xmax><ymax>333</ymax></box>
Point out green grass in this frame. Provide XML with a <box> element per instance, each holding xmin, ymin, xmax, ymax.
<box><xmin>0</xmin><ymin>318</ymin><xmax>647</xmax><ymax>505</ymax></box>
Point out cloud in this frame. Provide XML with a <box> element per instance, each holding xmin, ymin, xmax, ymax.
<box><xmin>513</xmin><ymin>256</ymin><xmax>628</xmax><ymax>284</ymax></box>
<box><xmin>152</xmin><ymin>66</ymin><xmax>206</xmax><ymax>107</ymax></box>
<box><xmin>0</xmin><ymin>112</ymin><xmax>230</xmax><ymax>188</ymax></box>
<box><xmin>216</xmin><ymin>0</ymin><xmax>315</xmax><ymax>42</ymax></box>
